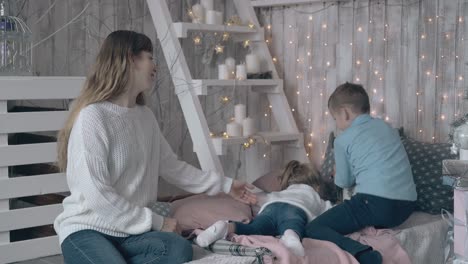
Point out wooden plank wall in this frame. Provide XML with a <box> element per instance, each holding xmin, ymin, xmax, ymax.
<box><xmin>257</xmin><ymin>0</ymin><xmax>468</xmax><ymax>165</ymax></box>
<box><xmin>6</xmin><ymin>0</ymin><xmax>288</xmax><ymax>197</ymax></box>
<box><xmin>6</xmin><ymin>0</ymin><xmax>468</xmax><ymax>178</ymax></box>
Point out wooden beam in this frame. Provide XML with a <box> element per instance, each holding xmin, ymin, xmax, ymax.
<box><xmin>0</xmin><ymin>173</ymin><xmax>68</xmax><ymax>200</ymax></box>
<box><xmin>0</xmin><ymin>111</ymin><xmax>69</xmax><ymax>134</ymax></box>
<box><xmin>0</xmin><ymin>204</ymin><xmax>63</xmax><ymax>232</ymax></box>
<box><xmin>251</xmin><ymin>0</ymin><xmax>350</xmax><ymax>7</ymax></box>
<box><xmin>0</xmin><ymin>236</ymin><xmax>61</xmax><ymax>264</ymax></box>
<box><xmin>0</xmin><ymin>77</ymin><xmax>83</xmax><ymax>100</ymax></box>
<box><xmin>0</xmin><ymin>100</ymin><xmax>8</xmax><ymax>245</ymax></box>
<box><xmin>0</xmin><ymin>143</ymin><xmax>57</xmax><ymax>167</ymax></box>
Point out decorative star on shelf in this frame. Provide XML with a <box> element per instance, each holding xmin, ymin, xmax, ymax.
<box><xmin>215</xmin><ymin>44</ymin><xmax>224</xmax><ymax>54</ymax></box>
<box><xmin>193</xmin><ymin>36</ymin><xmax>202</xmax><ymax>45</ymax></box>
<box><xmin>222</xmin><ymin>32</ymin><xmax>230</xmax><ymax>42</ymax></box>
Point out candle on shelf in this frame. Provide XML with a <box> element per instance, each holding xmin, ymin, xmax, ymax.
<box><xmin>218</xmin><ymin>64</ymin><xmax>229</xmax><ymax>80</ymax></box>
<box><xmin>236</xmin><ymin>64</ymin><xmax>247</xmax><ymax>80</ymax></box>
<box><xmin>246</xmin><ymin>53</ymin><xmax>260</xmax><ymax>74</ymax></box>
<box><xmin>225</xmin><ymin>57</ymin><xmax>235</xmax><ymax>79</ymax></box>
<box><xmin>206</xmin><ymin>10</ymin><xmax>217</xmax><ymax>24</ymax></box>
<box><xmin>242</xmin><ymin>117</ymin><xmax>256</xmax><ymax>137</ymax></box>
<box><xmin>235</xmin><ymin>104</ymin><xmax>246</xmax><ymax>124</ymax></box>
<box><xmin>201</xmin><ymin>0</ymin><xmax>214</xmax><ymax>11</ymax></box>
<box><xmin>227</xmin><ymin>121</ymin><xmax>242</xmax><ymax>137</ymax></box>
<box><xmin>191</xmin><ymin>4</ymin><xmax>204</xmax><ymax>23</ymax></box>
<box><xmin>215</xmin><ymin>11</ymin><xmax>223</xmax><ymax>25</ymax></box>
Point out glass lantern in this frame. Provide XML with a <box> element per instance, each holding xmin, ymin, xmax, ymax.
<box><xmin>453</xmin><ymin>121</ymin><xmax>468</xmax><ymax>160</ymax></box>
<box><xmin>0</xmin><ymin>0</ymin><xmax>32</xmax><ymax>76</ymax></box>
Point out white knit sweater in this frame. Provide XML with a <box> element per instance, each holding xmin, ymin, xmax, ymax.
<box><xmin>257</xmin><ymin>184</ymin><xmax>333</xmax><ymax>222</ymax></box>
<box><xmin>54</xmin><ymin>101</ymin><xmax>232</xmax><ymax>244</ymax></box>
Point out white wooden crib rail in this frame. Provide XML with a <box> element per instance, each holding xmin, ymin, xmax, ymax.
<box><xmin>0</xmin><ymin>77</ymin><xmax>84</xmax><ymax>264</ymax></box>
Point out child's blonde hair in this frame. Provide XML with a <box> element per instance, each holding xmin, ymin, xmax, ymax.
<box><xmin>279</xmin><ymin>160</ymin><xmax>321</xmax><ymax>191</ymax></box>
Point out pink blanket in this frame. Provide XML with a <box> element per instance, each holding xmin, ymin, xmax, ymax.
<box><xmin>231</xmin><ymin>227</ymin><xmax>411</xmax><ymax>264</ymax></box>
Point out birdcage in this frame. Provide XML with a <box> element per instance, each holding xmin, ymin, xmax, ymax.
<box><xmin>0</xmin><ymin>0</ymin><xmax>32</xmax><ymax>76</ymax></box>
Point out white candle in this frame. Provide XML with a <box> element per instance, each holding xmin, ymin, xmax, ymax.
<box><xmin>236</xmin><ymin>64</ymin><xmax>247</xmax><ymax>80</ymax></box>
<box><xmin>201</xmin><ymin>0</ymin><xmax>214</xmax><ymax>11</ymax></box>
<box><xmin>191</xmin><ymin>4</ymin><xmax>204</xmax><ymax>23</ymax></box>
<box><xmin>225</xmin><ymin>57</ymin><xmax>235</xmax><ymax>79</ymax></box>
<box><xmin>235</xmin><ymin>104</ymin><xmax>246</xmax><ymax>124</ymax></box>
<box><xmin>218</xmin><ymin>64</ymin><xmax>229</xmax><ymax>80</ymax></box>
<box><xmin>215</xmin><ymin>11</ymin><xmax>223</xmax><ymax>25</ymax></box>
<box><xmin>206</xmin><ymin>10</ymin><xmax>217</xmax><ymax>24</ymax></box>
<box><xmin>227</xmin><ymin>121</ymin><xmax>242</xmax><ymax>137</ymax></box>
<box><xmin>242</xmin><ymin>117</ymin><xmax>256</xmax><ymax>137</ymax></box>
<box><xmin>246</xmin><ymin>54</ymin><xmax>260</xmax><ymax>74</ymax></box>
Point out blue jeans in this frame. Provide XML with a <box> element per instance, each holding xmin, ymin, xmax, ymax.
<box><xmin>61</xmin><ymin>229</ymin><xmax>192</xmax><ymax>264</ymax></box>
<box><xmin>305</xmin><ymin>193</ymin><xmax>415</xmax><ymax>256</ymax></box>
<box><xmin>234</xmin><ymin>202</ymin><xmax>307</xmax><ymax>239</ymax></box>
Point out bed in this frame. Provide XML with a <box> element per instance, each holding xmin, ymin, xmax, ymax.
<box><xmin>149</xmin><ymin>198</ymin><xmax>450</xmax><ymax>264</ymax></box>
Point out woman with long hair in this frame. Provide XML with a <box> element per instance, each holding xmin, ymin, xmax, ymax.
<box><xmin>54</xmin><ymin>30</ymin><xmax>256</xmax><ymax>264</ymax></box>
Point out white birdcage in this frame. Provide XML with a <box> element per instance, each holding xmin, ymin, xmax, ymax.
<box><xmin>0</xmin><ymin>0</ymin><xmax>32</xmax><ymax>76</ymax></box>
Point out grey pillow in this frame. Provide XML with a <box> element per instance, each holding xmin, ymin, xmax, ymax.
<box><xmin>401</xmin><ymin>136</ymin><xmax>456</xmax><ymax>214</ymax></box>
<box><xmin>320</xmin><ymin>132</ymin><xmax>341</xmax><ymax>203</ymax></box>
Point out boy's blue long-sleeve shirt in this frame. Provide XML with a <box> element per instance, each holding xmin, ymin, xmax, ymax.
<box><xmin>334</xmin><ymin>114</ymin><xmax>417</xmax><ymax>201</ymax></box>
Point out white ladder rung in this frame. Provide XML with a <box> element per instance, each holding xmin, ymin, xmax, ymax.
<box><xmin>191</xmin><ymin>79</ymin><xmax>282</xmax><ymax>95</ymax></box>
<box><xmin>172</xmin><ymin>22</ymin><xmax>262</xmax><ymax>41</ymax></box>
<box><xmin>211</xmin><ymin>132</ymin><xmax>303</xmax><ymax>155</ymax></box>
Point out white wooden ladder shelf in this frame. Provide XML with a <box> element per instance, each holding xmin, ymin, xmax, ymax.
<box><xmin>146</xmin><ymin>0</ymin><xmax>308</xmax><ymax>182</ymax></box>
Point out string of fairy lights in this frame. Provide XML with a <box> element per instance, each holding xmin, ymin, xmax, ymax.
<box><xmin>185</xmin><ymin>0</ymin><xmax>467</xmax><ymax>162</ymax></box>
<box><xmin>258</xmin><ymin>0</ymin><xmax>467</xmax><ymax>161</ymax></box>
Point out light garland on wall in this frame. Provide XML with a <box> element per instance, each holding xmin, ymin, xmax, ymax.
<box><xmin>258</xmin><ymin>0</ymin><xmax>466</xmax><ymax>161</ymax></box>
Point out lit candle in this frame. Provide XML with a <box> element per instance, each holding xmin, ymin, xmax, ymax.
<box><xmin>206</xmin><ymin>10</ymin><xmax>217</xmax><ymax>24</ymax></box>
<box><xmin>227</xmin><ymin>121</ymin><xmax>242</xmax><ymax>137</ymax></box>
<box><xmin>235</xmin><ymin>104</ymin><xmax>246</xmax><ymax>124</ymax></box>
<box><xmin>191</xmin><ymin>4</ymin><xmax>204</xmax><ymax>23</ymax></box>
<box><xmin>242</xmin><ymin>117</ymin><xmax>256</xmax><ymax>137</ymax></box>
<box><xmin>201</xmin><ymin>0</ymin><xmax>214</xmax><ymax>11</ymax></box>
<box><xmin>225</xmin><ymin>57</ymin><xmax>236</xmax><ymax>79</ymax></box>
<box><xmin>236</xmin><ymin>64</ymin><xmax>247</xmax><ymax>80</ymax></box>
<box><xmin>246</xmin><ymin>53</ymin><xmax>260</xmax><ymax>74</ymax></box>
<box><xmin>218</xmin><ymin>64</ymin><xmax>229</xmax><ymax>80</ymax></box>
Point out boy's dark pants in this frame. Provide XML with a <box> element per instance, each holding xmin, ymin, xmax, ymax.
<box><xmin>305</xmin><ymin>193</ymin><xmax>415</xmax><ymax>256</ymax></box>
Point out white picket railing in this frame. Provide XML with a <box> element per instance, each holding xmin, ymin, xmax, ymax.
<box><xmin>0</xmin><ymin>77</ymin><xmax>84</xmax><ymax>264</ymax></box>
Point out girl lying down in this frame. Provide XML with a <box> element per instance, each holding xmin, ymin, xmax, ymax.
<box><xmin>195</xmin><ymin>160</ymin><xmax>333</xmax><ymax>256</ymax></box>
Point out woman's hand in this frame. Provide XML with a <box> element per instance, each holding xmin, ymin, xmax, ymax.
<box><xmin>160</xmin><ymin>217</ymin><xmax>181</xmax><ymax>234</ymax></box>
<box><xmin>228</xmin><ymin>180</ymin><xmax>257</xmax><ymax>205</ymax></box>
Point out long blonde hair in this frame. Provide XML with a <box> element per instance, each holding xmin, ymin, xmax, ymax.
<box><xmin>279</xmin><ymin>160</ymin><xmax>321</xmax><ymax>191</ymax></box>
<box><xmin>57</xmin><ymin>30</ymin><xmax>153</xmax><ymax>172</ymax></box>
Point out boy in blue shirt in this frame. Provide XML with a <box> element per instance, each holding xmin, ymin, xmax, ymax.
<box><xmin>305</xmin><ymin>83</ymin><xmax>416</xmax><ymax>264</ymax></box>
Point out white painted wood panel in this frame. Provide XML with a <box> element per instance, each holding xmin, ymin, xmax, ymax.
<box><xmin>0</xmin><ymin>100</ymin><xmax>8</xmax><ymax>246</ymax></box>
<box><xmin>0</xmin><ymin>77</ymin><xmax>83</xmax><ymax>100</ymax></box>
<box><xmin>0</xmin><ymin>142</ymin><xmax>57</xmax><ymax>167</ymax></box>
<box><xmin>0</xmin><ymin>204</ymin><xmax>63</xmax><ymax>232</ymax></box>
<box><xmin>0</xmin><ymin>173</ymin><xmax>68</xmax><ymax>200</ymax></box>
<box><xmin>0</xmin><ymin>111</ymin><xmax>69</xmax><ymax>134</ymax></box>
<box><xmin>251</xmin><ymin>0</ymin><xmax>350</xmax><ymax>7</ymax></box>
<box><xmin>384</xmin><ymin>0</ymin><xmax>403</xmax><ymax>128</ymax></box>
<box><xmin>0</xmin><ymin>236</ymin><xmax>61</xmax><ymax>264</ymax></box>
